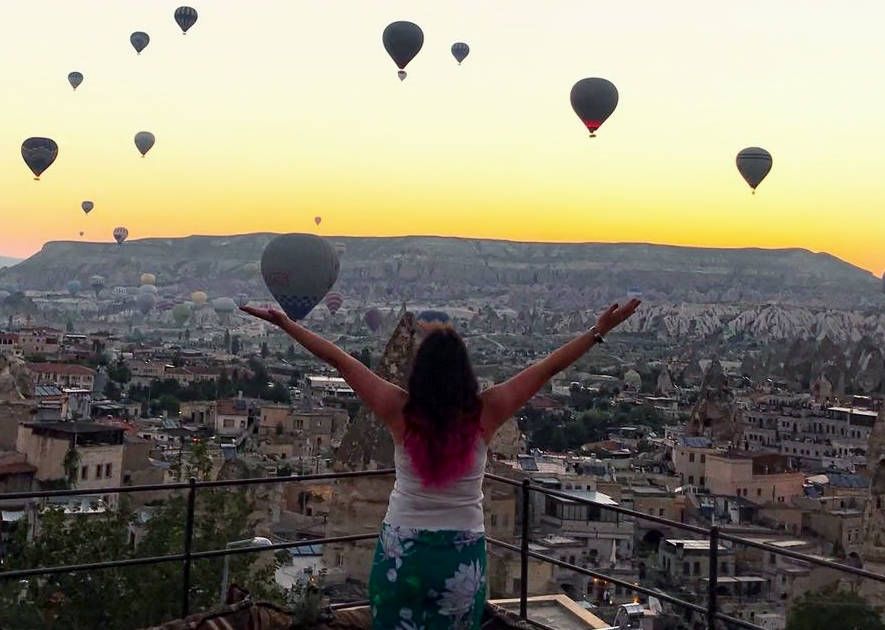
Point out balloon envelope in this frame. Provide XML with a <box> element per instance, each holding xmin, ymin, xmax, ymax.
<box><xmin>174</xmin><ymin>6</ymin><xmax>198</xmax><ymax>33</ymax></box>
<box><xmin>131</xmin><ymin>31</ymin><xmax>150</xmax><ymax>54</ymax></box>
<box><xmin>451</xmin><ymin>42</ymin><xmax>470</xmax><ymax>64</ymax></box>
<box><xmin>66</xmin><ymin>280</ymin><xmax>81</xmax><ymax>296</ymax></box>
<box><xmin>113</xmin><ymin>227</ymin><xmax>129</xmax><ymax>245</ymax></box>
<box><xmin>325</xmin><ymin>291</ymin><xmax>344</xmax><ymax>315</ymax></box>
<box><xmin>235</xmin><ymin>293</ymin><xmax>250</xmax><ymax>308</ymax></box>
<box><xmin>570</xmin><ymin>78</ymin><xmax>619</xmax><ymax>136</ymax></box>
<box><xmin>135</xmin><ymin>131</ymin><xmax>155</xmax><ymax>156</ymax></box>
<box><xmin>365</xmin><ymin>308</ymin><xmax>382</xmax><ymax>332</ymax></box>
<box><xmin>736</xmin><ymin>147</ymin><xmax>773</xmax><ymax>191</ymax></box>
<box><xmin>68</xmin><ymin>72</ymin><xmax>83</xmax><ymax>90</ymax></box>
<box><xmin>21</xmin><ymin>137</ymin><xmax>58</xmax><ymax>179</ymax></box>
<box><xmin>140</xmin><ymin>273</ymin><xmax>156</xmax><ymax>286</ymax></box>
<box><xmin>81</xmin><ymin>201</ymin><xmax>94</xmax><ymax>214</ymax></box>
<box><xmin>191</xmin><ymin>291</ymin><xmax>208</xmax><ymax>305</ymax></box>
<box><xmin>212</xmin><ymin>297</ymin><xmax>238</xmax><ymax>314</ymax></box>
<box><xmin>136</xmin><ymin>292</ymin><xmax>156</xmax><ymax>314</ymax></box>
<box><xmin>260</xmin><ymin>233</ymin><xmax>340</xmax><ymax>321</ymax></box>
<box><xmin>383</xmin><ymin>21</ymin><xmax>424</xmax><ymax>71</ymax></box>
<box><xmin>417</xmin><ymin>310</ymin><xmax>451</xmax><ymax>325</ymax></box>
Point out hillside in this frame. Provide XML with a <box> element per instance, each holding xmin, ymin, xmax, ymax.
<box><xmin>0</xmin><ymin>234</ymin><xmax>881</xmax><ymax>313</ymax></box>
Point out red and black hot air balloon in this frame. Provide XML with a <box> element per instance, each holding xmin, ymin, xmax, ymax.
<box><xmin>570</xmin><ymin>78</ymin><xmax>619</xmax><ymax>138</ymax></box>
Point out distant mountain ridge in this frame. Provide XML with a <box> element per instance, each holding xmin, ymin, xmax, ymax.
<box><xmin>0</xmin><ymin>256</ymin><xmax>22</xmax><ymax>269</ymax></box>
<box><xmin>0</xmin><ymin>234</ymin><xmax>881</xmax><ymax>313</ymax></box>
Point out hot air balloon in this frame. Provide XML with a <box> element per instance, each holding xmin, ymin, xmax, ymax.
<box><xmin>131</xmin><ymin>32</ymin><xmax>150</xmax><ymax>54</ymax></box>
<box><xmin>627</xmin><ymin>287</ymin><xmax>642</xmax><ymax>299</ymax></box>
<box><xmin>21</xmin><ymin>137</ymin><xmax>58</xmax><ymax>180</ymax></box>
<box><xmin>171</xmin><ymin>303</ymin><xmax>191</xmax><ymax>326</ymax></box>
<box><xmin>174</xmin><ymin>6</ymin><xmax>198</xmax><ymax>34</ymax></box>
<box><xmin>191</xmin><ymin>291</ymin><xmax>208</xmax><ymax>305</ymax></box>
<box><xmin>140</xmin><ymin>273</ymin><xmax>156</xmax><ymax>286</ymax></box>
<box><xmin>570</xmin><ymin>78</ymin><xmax>619</xmax><ymax>138</ymax></box>
<box><xmin>139</xmin><ymin>284</ymin><xmax>158</xmax><ymax>295</ymax></box>
<box><xmin>314</xmin><ymin>216</ymin><xmax>322</xmax><ymax>226</ymax></box>
<box><xmin>113</xmin><ymin>227</ymin><xmax>129</xmax><ymax>245</ymax></box>
<box><xmin>260</xmin><ymin>233</ymin><xmax>340</xmax><ymax>321</ymax></box>
<box><xmin>212</xmin><ymin>297</ymin><xmax>237</xmax><ymax>314</ymax></box>
<box><xmin>79</xmin><ymin>231</ymin><xmax>85</xmax><ymax>237</ymax></box>
<box><xmin>364</xmin><ymin>307</ymin><xmax>382</xmax><ymax>332</ymax></box>
<box><xmin>235</xmin><ymin>293</ymin><xmax>250</xmax><ymax>308</ymax></box>
<box><xmin>66</xmin><ymin>280</ymin><xmax>81</xmax><ymax>297</ymax></box>
<box><xmin>136</xmin><ymin>292</ymin><xmax>156</xmax><ymax>315</ymax></box>
<box><xmin>81</xmin><ymin>201</ymin><xmax>94</xmax><ymax>214</ymax></box>
<box><xmin>135</xmin><ymin>132</ymin><xmax>155</xmax><ymax>157</ymax></box>
<box><xmin>451</xmin><ymin>42</ymin><xmax>470</xmax><ymax>64</ymax></box>
<box><xmin>736</xmin><ymin>147</ymin><xmax>773</xmax><ymax>194</ymax></box>
<box><xmin>68</xmin><ymin>72</ymin><xmax>83</xmax><ymax>90</ymax></box>
<box><xmin>334</xmin><ymin>242</ymin><xmax>346</xmax><ymax>258</ymax></box>
<box><xmin>325</xmin><ymin>291</ymin><xmax>344</xmax><ymax>316</ymax></box>
<box><xmin>383</xmin><ymin>21</ymin><xmax>424</xmax><ymax>81</ymax></box>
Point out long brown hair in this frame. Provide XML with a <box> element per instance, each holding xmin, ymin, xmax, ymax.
<box><xmin>402</xmin><ymin>328</ymin><xmax>482</xmax><ymax>488</ymax></box>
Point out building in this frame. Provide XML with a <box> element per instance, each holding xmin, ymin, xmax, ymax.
<box><xmin>214</xmin><ymin>397</ymin><xmax>255</xmax><ymax>437</ymax></box>
<box><xmin>704</xmin><ymin>452</ymin><xmax>804</xmax><ymax>506</ymax></box>
<box><xmin>16</xmin><ymin>421</ymin><xmax>125</xmax><ymax>496</ymax></box>
<box><xmin>15</xmin><ymin>328</ymin><xmax>62</xmax><ymax>356</ymax></box>
<box><xmin>25</xmin><ymin>362</ymin><xmax>96</xmax><ymax>392</ymax></box>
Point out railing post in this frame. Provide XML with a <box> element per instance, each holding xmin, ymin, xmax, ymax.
<box><xmin>707</xmin><ymin>526</ymin><xmax>719</xmax><ymax>630</ymax></box>
<box><xmin>181</xmin><ymin>477</ymin><xmax>197</xmax><ymax>618</ymax></box>
<box><xmin>519</xmin><ymin>478</ymin><xmax>531</xmax><ymax>621</ymax></box>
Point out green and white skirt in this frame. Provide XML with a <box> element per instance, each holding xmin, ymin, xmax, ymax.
<box><xmin>368</xmin><ymin>523</ymin><xmax>488</xmax><ymax>630</ymax></box>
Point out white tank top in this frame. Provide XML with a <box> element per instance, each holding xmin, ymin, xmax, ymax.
<box><xmin>383</xmin><ymin>437</ymin><xmax>488</xmax><ymax>532</ymax></box>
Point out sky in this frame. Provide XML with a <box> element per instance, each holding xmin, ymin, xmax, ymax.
<box><xmin>1</xmin><ymin>1</ymin><xmax>884</xmax><ymax>276</ymax></box>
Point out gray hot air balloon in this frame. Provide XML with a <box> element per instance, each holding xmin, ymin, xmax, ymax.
<box><xmin>736</xmin><ymin>147</ymin><xmax>773</xmax><ymax>194</ymax></box>
<box><xmin>260</xmin><ymin>233</ymin><xmax>340</xmax><ymax>321</ymax></box>
<box><xmin>68</xmin><ymin>72</ymin><xmax>84</xmax><ymax>90</ymax></box>
<box><xmin>82</xmin><ymin>201</ymin><xmax>94</xmax><ymax>214</ymax></box>
<box><xmin>134</xmin><ymin>131</ymin><xmax>155</xmax><ymax>157</ymax></box>
<box><xmin>570</xmin><ymin>78</ymin><xmax>619</xmax><ymax>138</ymax></box>
<box><xmin>66</xmin><ymin>280</ymin><xmax>81</xmax><ymax>297</ymax></box>
<box><xmin>90</xmin><ymin>275</ymin><xmax>105</xmax><ymax>296</ymax></box>
<box><xmin>136</xmin><ymin>292</ymin><xmax>156</xmax><ymax>315</ymax></box>
<box><xmin>131</xmin><ymin>31</ymin><xmax>150</xmax><ymax>54</ymax></box>
<box><xmin>21</xmin><ymin>137</ymin><xmax>58</xmax><ymax>180</ymax></box>
<box><xmin>113</xmin><ymin>226</ymin><xmax>129</xmax><ymax>245</ymax></box>
<box><xmin>451</xmin><ymin>42</ymin><xmax>470</xmax><ymax>64</ymax></box>
<box><xmin>383</xmin><ymin>21</ymin><xmax>424</xmax><ymax>81</ymax></box>
<box><xmin>174</xmin><ymin>6</ymin><xmax>198</xmax><ymax>34</ymax></box>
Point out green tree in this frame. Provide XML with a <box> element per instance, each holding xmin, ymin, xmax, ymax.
<box><xmin>260</xmin><ymin>342</ymin><xmax>270</xmax><ymax>359</ymax></box>
<box><xmin>787</xmin><ymin>588</ymin><xmax>884</xmax><ymax>630</ymax></box>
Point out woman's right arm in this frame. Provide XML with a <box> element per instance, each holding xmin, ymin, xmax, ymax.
<box><xmin>241</xmin><ymin>306</ymin><xmax>406</xmax><ymax>430</ymax></box>
<box><xmin>480</xmin><ymin>300</ymin><xmax>640</xmax><ymax>436</ymax></box>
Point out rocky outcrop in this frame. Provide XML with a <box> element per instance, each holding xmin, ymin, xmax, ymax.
<box><xmin>685</xmin><ymin>358</ymin><xmax>742</xmax><ymax>443</ymax></box>
<box><xmin>862</xmin><ymin>407</ymin><xmax>885</xmax><ymax>563</ymax></box>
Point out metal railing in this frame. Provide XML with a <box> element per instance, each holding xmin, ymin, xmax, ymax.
<box><xmin>1</xmin><ymin>469</ymin><xmax>882</xmax><ymax>630</ymax></box>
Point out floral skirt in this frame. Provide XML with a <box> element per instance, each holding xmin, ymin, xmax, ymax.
<box><xmin>368</xmin><ymin>523</ymin><xmax>488</xmax><ymax>630</ymax></box>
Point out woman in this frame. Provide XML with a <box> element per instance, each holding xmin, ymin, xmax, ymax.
<box><xmin>241</xmin><ymin>299</ymin><xmax>640</xmax><ymax>630</ymax></box>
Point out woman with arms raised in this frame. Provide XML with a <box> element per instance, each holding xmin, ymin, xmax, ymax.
<box><xmin>241</xmin><ymin>299</ymin><xmax>640</xmax><ymax>630</ymax></box>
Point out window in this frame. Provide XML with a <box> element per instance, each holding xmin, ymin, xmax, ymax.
<box><xmin>682</xmin><ymin>562</ymin><xmax>690</xmax><ymax>576</ymax></box>
<box><xmin>693</xmin><ymin>561</ymin><xmax>700</xmax><ymax>575</ymax></box>
<box><xmin>700</xmin><ymin>454</ymin><xmax>706</xmax><ymax>463</ymax></box>
<box><xmin>490</xmin><ymin>514</ymin><xmax>498</xmax><ymax>527</ymax></box>
<box><xmin>757</xmin><ymin>488</ymin><xmax>762</xmax><ymax>496</ymax></box>
<box><xmin>688</xmin><ymin>476</ymin><xmax>694</xmax><ymax>485</ymax></box>
<box><xmin>659</xmin><ymin>508</ymin><xmax>665</xmax><ymax>516</ymax></box>
<box><xmin>689</xmin><ymin>453</ymin><xmax>695</xmax><ymax>463</ymax></box>
<box><xmin>81</xmin><ymin>466</ymin><xmax>89</xmax><ymax>480</ymax></box>
<box><xmin>105</xmin><ymin>463</ymin><xmax>112</xmax><ymax>478</ymax></box>
<box><xmin>96</xmin><ymin>464</ymin><xmax>103</xmax><ymax>478</ymax></box>
<box><xmin>699</xmin><ymin>476</ymin><xmax>705</xmax><ymax>487</ymax></box>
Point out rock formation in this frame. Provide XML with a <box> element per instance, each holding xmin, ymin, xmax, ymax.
<box><xmin>685</xmin><ymin>358</ymin><xmax>742</xmax><ymax>443</ymax></box>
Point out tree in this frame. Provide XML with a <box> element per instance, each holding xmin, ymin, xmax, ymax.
<box><xmin>230</xmin><ymin>336</ymin><xmax>241</xmax><ymax>355</ymax></box>
<box><xmin>260</xmin><ymin>342</ymin><xmax>270</xmax><ymax>359</ymax></box>
<box><xmin>0</xmin><ymin>476</ymin><xmax>285</xmax><ymax>628</ymax></box>
<box><xmin>787</xmin><ymin>588</ymin><xmax>884</xmax><ymax>630</ymax></box>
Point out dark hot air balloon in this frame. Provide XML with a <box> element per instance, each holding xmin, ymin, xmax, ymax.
<box><xmin>364</xmin><ymin>308</ymin><xmax>382</xmax><ymax>332</ymax></box>
<box><xmin>383</xmin><ymin>21</ymin><xmax>424</xmax><ymax>81</ymax></box>
<box><xmin>260</xmin><ymin>234</ymin><xmax>340</xmax><ymax>321</ymax></box>
<box><xmin>451</xmin><ymin>42</ymin><xmax>470</xmax><ymax>64</ymax></box>
<box><xmin>325</xmin><ymin>291</ymin><xmax>344</xmax><ymax>316</ymax></box>
<box><xmin>736</xmin><ymin>147</ymin><xmax>773</xmax><ymax>194</ymax></box>
<box><xmin>174</xmin><ymin>6</ymin><xmax>198</xmax><ymax>34</ymax></box>
<box><xmin>235</xmin><ymin>293</ymin><xmax>250</xmax><ymax>308</ymax></box>
<box><xmin>130</xmin><ymin>32</ymin><xmax>150</xmax><ymax>54</ymax></box>
<box><xmin>68</xmin><ymin>72</ymin><xmax>83</xmax><ymax>90</ymax></box>
<box><xmin>82</xmin><ymin>201</ymin><xmax>94</xmax><ymax>214</ymax></box>
<box><xmin>113</xmin><ymin>227</ymin><xmax>129</xmax><ymax>245</ymax></box>
<box><xmin>314</xmin><ymin>216</ymin><xmax>322</xmax><ymax>226</ymax></box>
<box><xmin>135</xmin><ymin>132</ymin><xmax>155</xmax><ymax>157</ymax></box>
<box><xmin>66</xmin><ymin>280</ymin><xmax>81</xmax><ymax>297</ymax></box>
<box><xmin>21</xmin><ymin>137</ymin><xmax>58</xmax><ymax>180</ymax></box>
<box><xmin>416</xmin><ymin>310</ymin><xmax>451</xmax><ymax>328</ymax></box>
<box><xmin>136</xmin><ymin>292</ymin><xmax>156</xmax><ymax>315</ymax></box>
<box><xmin>570</xmin><ymin>78</ymin><xmax>619</xmax><ymax>137</ymax></box>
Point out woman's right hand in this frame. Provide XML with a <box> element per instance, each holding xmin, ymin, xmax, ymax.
<box><xmin>240</xmin><ymin>305</ymin><xmax>290</xmax><ymax>328</ymax></box>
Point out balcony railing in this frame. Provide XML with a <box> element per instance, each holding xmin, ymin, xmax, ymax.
<box><xmin>1</xmin><ymin>469</ymin><xmax>883</xmax><ymax>630</ymax></box>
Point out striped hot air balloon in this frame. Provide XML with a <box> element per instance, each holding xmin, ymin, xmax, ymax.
<box><xmin>325</xmin><ymin>291</ymin><xmax>344</xmax><ymax>316</ymax></box>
